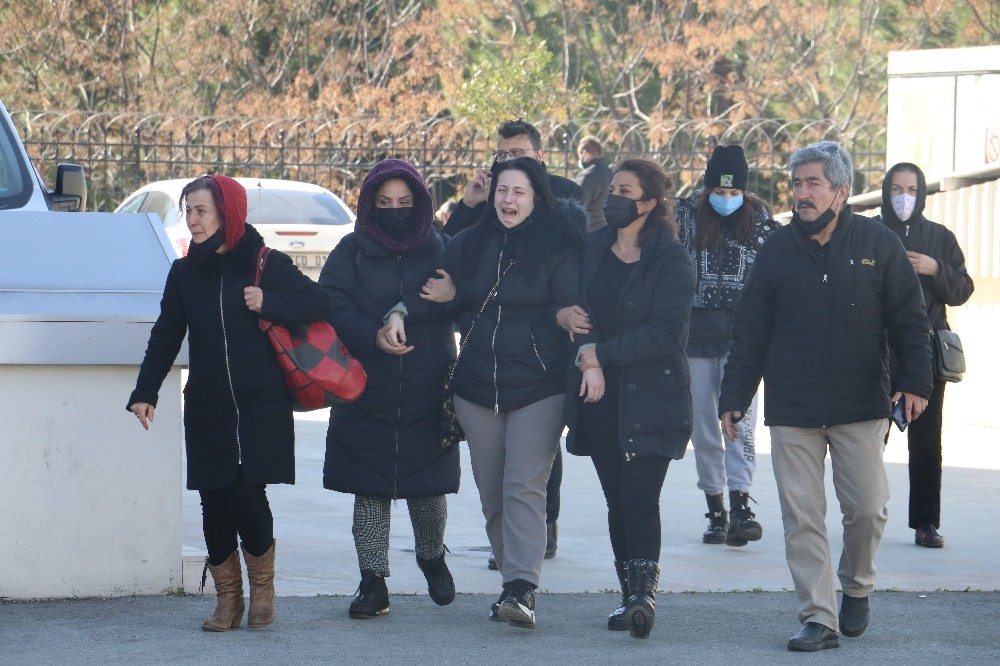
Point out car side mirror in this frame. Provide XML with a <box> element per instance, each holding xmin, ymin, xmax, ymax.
<box><xmin>51</xmin><ymin>163</ymin><xmax>87</xmax><ymax>212</ymax></box>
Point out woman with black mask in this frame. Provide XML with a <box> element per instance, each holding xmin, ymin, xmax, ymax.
<box><xmin>318</xmin><ymin>159</ymin><xmax>459</xmax><ymax>620</ymax></box>
<box><xmin>565</xmin><ymin>158</ymin><xmax>695</xmax><ymax>640</ymax></box>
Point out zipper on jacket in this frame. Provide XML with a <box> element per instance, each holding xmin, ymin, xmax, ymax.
<box><xmin>218</xmin><ymin>275</ymin><xmax>242</xmax><ymax>464</ymax></box>
<box><xmin>393</xmin><ymin>259</ymin><xmax>404</xmax><ymax>500</ymax></box>
<box><xmin>529</xmin><ymin>330</ymin><xmax>547</xmax><ymax>373</ymax></box>
<box><xmin>490</xmin><ymin>237</ymin><xmax>508</xmax><ymax>414</ymax></box>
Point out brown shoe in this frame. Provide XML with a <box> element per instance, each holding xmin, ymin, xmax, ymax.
<box><xmin>915</xmin><ymin>524</ymin><xmax>945</xmax><ymax>548</ymax></box>
<box><xmin>243</xmin><ymin>540</ymin><xmax>276</xmax><ymax>628</ymax></box>
<box><xmin>201</xmin><ymin>551</ymin><xmax>245</xmax><ymax>632</ymax></box>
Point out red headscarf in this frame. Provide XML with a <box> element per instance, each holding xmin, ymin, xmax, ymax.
<box><xmin>207</xmin><ymin>174</ymin><xmax>248</xmax><ymax>249</ymax></box>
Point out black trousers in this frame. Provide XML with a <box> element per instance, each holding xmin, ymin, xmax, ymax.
<box><xmin>908</xmin><ymin>379</ymin><xmax>946</xmax><ymax>529</ymax></box>
<box><xmin>590</xmin><ymin>447</ymin><xmax>670</xmax><ymax>563</ymax></box>
<box><xmin>199</xmin><ymin>467</ymin><xmax>274</xmax><ymax>565</ymax></box>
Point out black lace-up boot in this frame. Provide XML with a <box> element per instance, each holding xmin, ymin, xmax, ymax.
<box><xmin>703</xmin><ymin>493</ymin><xmax>728</xmax><ymax>544</ymax></box>
<box><xmin>727</xmin><ymin>490</ymin><xmax>763</xmax><ymax>547</ymax></box>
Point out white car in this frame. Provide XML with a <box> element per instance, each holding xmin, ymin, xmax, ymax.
<box><xmin>116</xmin><ymin>177</ymin><xmax>355</xmax><ymax>279</ymax></box>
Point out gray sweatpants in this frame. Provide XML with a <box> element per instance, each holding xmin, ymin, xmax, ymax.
<box><xmin>690</xmin><ymin>354</ymin><xmax>759</xmax><ymax>495</ymax></box>
<box><xmin>454</xmin><ymin>393</ymin><xmax>564</xmax><ymax>588</ymax></box>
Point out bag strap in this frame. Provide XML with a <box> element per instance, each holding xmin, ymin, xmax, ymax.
<box><xmin>254</xmin><ymin>247</ymin><xmax>272</xmax><ymax>288</ymax></box>
<box><xmin>449</xmin><ymin>259</ymin><xmax>515</xmax><ymax>379</ymax></box>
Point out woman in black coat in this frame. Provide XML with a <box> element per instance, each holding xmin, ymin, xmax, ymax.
<box><xmin>565</xmin><ymin>158</ymin><xmax>695</xmax><ymax>640</ymax></box>
<box><xmin>128</xmin><ymin>175</ymin><xmax>331</xmax><ymax>632</ymax></box>
<box><xmin>318</xmin><ymin>159</ymin><xmax>459</xmax><ymax>619</ymax></box>
<box><xmin>422</xmin><ymin>157</ymin><xmax>585</xmax><ymax>629</ymax></box>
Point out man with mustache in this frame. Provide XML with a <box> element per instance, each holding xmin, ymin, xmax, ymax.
<box><xmin>718</xmin><ymin>141</ymin><xmax>933</xmax><ymax>651</ymax></box>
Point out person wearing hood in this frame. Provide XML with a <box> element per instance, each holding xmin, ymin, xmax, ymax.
<box><xmin>128</xmin><ymin>175</ymin><xmax>332</xmax><ymax>632</ymax></box>
<box><xmin>719</xmin><ymin>142</ymin><xmax>933</xmax><ymax>651</ymax></box>
<box><xmin>318</xmin><ymin>159</ymin><xmax>460</xmax><ymax>620</ymax></box>
<box><xmin>873</xmin><ymin>162</ymin><xmax>974</xmax><ymax>549</ymax></box>
<box><xmin>421</xmin><ymin>156</ymin><xmax>585</xmax><ymax>629</ymax></box>
<box><xmin>674</xmin><ymin>145</ymin><xmax>779</xmax><ymax>548</ymax></box>
<box><xmin>565</xmin><ymin>158</ymin><xmax>695</xmax><ymax>640</ymax></box>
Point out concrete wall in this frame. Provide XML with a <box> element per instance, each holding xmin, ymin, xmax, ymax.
<box><xmin>0</xmin><ymin>365</ymin><xmax>183</xmax><ymax>598</ymax></box>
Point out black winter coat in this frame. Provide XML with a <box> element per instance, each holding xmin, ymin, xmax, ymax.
<box><xmin>318</xmin><ymin>231</ymin><xmax>459</xmax><ymax>499</ymax></box>
<box><xmin>444</xmin><ymin>201</ymin><xmax>585</xmax><ymax>411</ymax></box>
<box><xmin>565</xmin><ymin>226</ymin><xmax>696</xmax><ymax>460</ymax></box>
<box><xmin>128</xmin><ymin>225</ymin><xmax>332</xmax><ymax>490</ymax></box>
<box><xmin>443</xmin><ymin>174</ymin><xmax>585</xmax><ymax>237</ymax></box>
<box><xmin>873</xmin><ymin>214</ymin><xmax>974</xmax><ymax>331</ymax></box>
<box><xmin>719</xmin><ymin>207</ymin><xmax>933</xmax><ymax>428</ymax></box>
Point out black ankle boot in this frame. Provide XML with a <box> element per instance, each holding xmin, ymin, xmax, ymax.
<box><xmin>607</xmin><ymin>560</ymin><xmax>629</xmax><ymax>631</ymax></box>
<box><xmin>349</xmin><ymin>570</ymin><xmax>390</xmax><ymax>619</ymax></box>
<box><xmin>624</xmin><ymin>559</ymin><xmax>659</xmax><ymax>639</ymax></box>
<box><xmin>416</xmin><ymin>551</ymin><xmax>455</xmax><ymax>606</ymax></box>
<box><xmin>727</xmin><ymin>490</ymin><xmax>763</xmax><ymax>547</ymax></box>
<box><xmin>703</xmin><ymin>493</ymin><xmax>728</xmax><ymax>544</ymax></box>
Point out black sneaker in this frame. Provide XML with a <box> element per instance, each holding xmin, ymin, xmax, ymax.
<box><xmin>488</xmin><ymin>589</ymin><xmax>509</xmax><ymax>621</ymax></box>
<box><xmin>497</xmin><ymin>579</ymin><xmax>536</xmax><ymax>628</ymax></box>
<box><xmin>703</xmin><ymin>493</ymin><xmax>728</xmax><ymax>544</ymax></box>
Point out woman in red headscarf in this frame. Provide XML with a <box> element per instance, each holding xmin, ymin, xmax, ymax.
<box><xmin>127</xmin><ymin>174</ymin><xmax>330</xmax><ymax>632</ymax></box>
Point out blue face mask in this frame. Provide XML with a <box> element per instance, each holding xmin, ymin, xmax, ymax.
<box><xmin>709</xmin><ymin>192</ymin><xmax>744</xmax><ymax>217</ymax></box>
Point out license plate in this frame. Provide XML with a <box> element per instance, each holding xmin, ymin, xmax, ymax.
<box><xmin>291</xmin><ymin>253</ymin><xmax>326</xmax><ymax>280</ymax></box>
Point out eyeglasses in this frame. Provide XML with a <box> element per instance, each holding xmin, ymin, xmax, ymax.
<box><xmin>492</xmin><ymin>147</ymin><xmax>531</xmax><ymax>161</ymax></box>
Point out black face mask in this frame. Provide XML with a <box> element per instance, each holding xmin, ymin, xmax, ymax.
<box><xmin>375</xmin><ymin>206</ymin><xmax>415</xmax><ymax>236</ymax></box>
<box><xmin>791</xmin><ymin>204</ymin><xmax>838</xmax><ymax>237</ymax></box>
<box><xmin>603</xmin><ymin>193</ymin><xmax>640</xmax><ymax>229</ymax></box>
<box><xmin>189</xmin><ymin>227</ymin><xmax>226</xmax><ymax>255</ymax></box>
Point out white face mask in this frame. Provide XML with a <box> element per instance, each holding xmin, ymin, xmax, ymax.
<box><xmin>891</xmin><ymin>193</ymin><xmax>916</xmax><ymax>222</ymax></box>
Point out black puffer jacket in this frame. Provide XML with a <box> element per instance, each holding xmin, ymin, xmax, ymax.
<box><xmin>444</xmin><ymin>199</ymin><xmax>585</xmax><ymax>411</ymax></box>
<box><xmin>719</xmin><ymin>207</ymin><xmax>933</xmax><ymax>427</ymax></box>
<box><xmin>319</xmin><ymin>230</ymin><xmax>459</xmax><ymax>499</ymax></box>
<box><xmin>565</xmin><ymin>226</ymin><xmax>696</xmax><ymax>460</ymax></box>
<box><xmin>128</xmin><ymin>225</ymin><xmax>332</xmax><ymax>490</ymax></box>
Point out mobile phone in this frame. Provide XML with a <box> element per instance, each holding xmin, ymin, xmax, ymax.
<box><xmin>891</xmin><ymin>399</ymin><xmax>907</xmax><ymax>432</ymax></box>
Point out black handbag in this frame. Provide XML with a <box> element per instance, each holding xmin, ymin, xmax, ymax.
<box><xmin>439</xmin><ymin>260</ymin><xmax>515</xmax><ymax>447</ymax></box>
<box><xmin>931</xmin><ymin>328</ymin><xmax>965</xmax><ymax>383</ymax></box>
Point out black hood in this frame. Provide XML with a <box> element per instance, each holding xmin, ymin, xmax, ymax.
<box><xmin>880</xmin><ymin>162</ymin><xmax>927</xmax><ymax>227</ymax></box>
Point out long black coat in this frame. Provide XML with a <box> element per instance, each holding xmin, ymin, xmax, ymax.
<box><xmin>565</xmin><ymin>226</ymin><xmax>696</xmax><ymax>460</ymax></box>
<box><xmin>319</xmin><ymin>231</ymin><xmax>459</xmax><ymax>499</ymax></box>
<box><xmin>128</xmin><ymin>225</ymin><xmax>332</xmax><ymax>490</ymax></box>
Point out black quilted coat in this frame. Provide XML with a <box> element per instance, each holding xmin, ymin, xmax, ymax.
<box><xmin>128</xmin><ymin>225</ymin><xmax>332</xmax><ymax>490</ymax></box>
<box><xmin>319</xmin><ymin>231</ymin><xmax>459</xmax><ymax>499</ymax></box>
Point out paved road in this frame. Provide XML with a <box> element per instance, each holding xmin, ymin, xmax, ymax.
<box><xmin>4</xmin><ymin>410</ymin><xmax>998</xmax><ymax>664</ymax></box>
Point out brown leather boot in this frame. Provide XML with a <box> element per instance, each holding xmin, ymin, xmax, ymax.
<box><xmin>201</xmin><ymin>551</ymin><xmax>245</xmax><ymax>632</ymax></box>
<box><xmin>243</xmin><ymin>540</ymin><xmax>276</xmax><ymax>628</ymax></box>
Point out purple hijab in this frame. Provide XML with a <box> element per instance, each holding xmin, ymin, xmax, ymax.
<box><xmin>356</xmin><ymin>159</ymin><xmax>434</xmax><ymax>252</ymax></box>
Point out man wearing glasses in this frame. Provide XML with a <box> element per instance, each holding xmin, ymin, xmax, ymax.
<box><xmin>443</xmin><ymin>119</ymin><xmax>584</xmax><ymax>238</ymax></box>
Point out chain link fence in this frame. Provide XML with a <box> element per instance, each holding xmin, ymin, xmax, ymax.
<box><xmin>12</xmin><ymin>111</ymin><xmax>887</xmax><ymax>212</ymax></box>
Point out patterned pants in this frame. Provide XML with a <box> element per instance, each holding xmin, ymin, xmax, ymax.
<box><xmin>352</xmin><ymin>494</ymin><xmax>447</xmax><ymax>577</ymax></box>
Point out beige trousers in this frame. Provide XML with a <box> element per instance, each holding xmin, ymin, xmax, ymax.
<box><xmin>770</xmin><ymin>419</ymin><xmax>890</xmax><ymax>631</ymax></box>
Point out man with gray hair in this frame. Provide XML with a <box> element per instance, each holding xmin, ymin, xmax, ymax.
<box><xmin>719</xmin><ymin>141</ymin><xmax>932</xmax><ymax>651</ymax></box>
